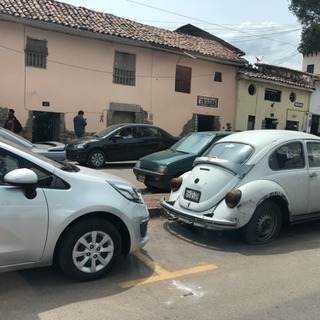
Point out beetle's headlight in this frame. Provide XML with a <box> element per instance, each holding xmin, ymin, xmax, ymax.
<box><xmin>72</xmin><ymin>142</ymin><xmax>87</xmax><ymax>150</ymax></box>
<box><xmin>109</xmin><ymin>182</ymin><xmax>143</xmax><ymax>203</ymax></box>
<box><xmin>157</xmin><ymin>165</ymin><xmax>168</xmax><ymax>174</ymax></box>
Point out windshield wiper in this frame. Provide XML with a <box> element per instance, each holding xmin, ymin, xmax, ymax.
<box><xmin>60</xmin><ymin>162</ymin><xmax>80</xmax><ymax>172</ymax></box>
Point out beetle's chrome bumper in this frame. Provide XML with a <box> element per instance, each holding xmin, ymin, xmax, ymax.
<box><xmin>161</xmin><ymin>199</ymin><xmax>238</xmax><ymax>230</ymax></box>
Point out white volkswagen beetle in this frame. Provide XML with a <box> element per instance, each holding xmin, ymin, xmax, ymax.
<box><xmin>161</xmin><ymin>130</ymin><xmax>320</xmax><ymax>244</ymax></box>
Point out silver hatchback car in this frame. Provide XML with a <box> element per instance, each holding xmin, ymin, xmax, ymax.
<box><xmin>0</xmin><ymin>127</ymin><xmax>66</xmax><ymax>162</ymax></box>
<box><xmin>0</xmin><ymin>138</ymin><xmax>149</xmax><ymax>281</ymax></box>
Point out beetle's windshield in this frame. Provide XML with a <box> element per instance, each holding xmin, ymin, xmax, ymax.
<box><xmin>204</xmin><ymin>142</ymin><xmax>253</xmax><ymax>164</ymax></box>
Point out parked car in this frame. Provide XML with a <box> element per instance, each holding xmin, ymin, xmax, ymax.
<box><xmin>161</xmin><ymin>130</ymin><xmax>320</xmax><ymax>244</ymax></box>
<box><xmin>65</xmin><ymin>123</ymin><xmax>180</xmax><ymax>168</ymax></box>
<box><xmin>0</xmin><ymin>138</ymin><xmax>149</xmax><ymax>281</ymax></box>
<box><xmin>133</xmin><ymin>131</ymin><xmax>232</xmax><ymax>190</ymax></box>
<box><xmin>0</xmin><ymin>127</ymin><xmax>66</xmax><ymax>162</ymax></box>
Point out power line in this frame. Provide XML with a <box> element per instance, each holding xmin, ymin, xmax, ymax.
<box><xmin>127</xmin><ymin>0</ymin><xmax>301</xmax><ymax>47</ymax></box>
<box><xmin>271</xmin><ymin>50</ymin><xmax>301</xmax><ymax>66</ymax></box>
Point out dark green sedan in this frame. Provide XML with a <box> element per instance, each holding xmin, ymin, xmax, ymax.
<box><xmin>133</xmin><ymin>131</ymin><xmax>232</xmax><ymax>190</ymax></box>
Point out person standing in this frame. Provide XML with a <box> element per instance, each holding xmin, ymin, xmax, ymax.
<box><xmin>4</xmin><ymin>109</ymin><xmax>22</xmax><ymax>134</ymax></box>
<box><xmin>5</xmin><ymin>114</ymin><xmax>15</xmax><ymax>132</ymax></box>
<box><xmin>73</xmin><ymin>110</ymin><xmax>87</xmax><ymax>138</ymax></box>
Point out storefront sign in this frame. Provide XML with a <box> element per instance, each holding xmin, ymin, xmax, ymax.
<box><xmin>294</xmin><ymin>102</ymin><xmax>303</xmax><ymax>108</ymax></box>
<box><xmin>197</xmin><ymin>96</ymin><xmax>218</xmax><ymax>108</ymax></box>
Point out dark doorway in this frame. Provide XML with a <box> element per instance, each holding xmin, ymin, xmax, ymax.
<box><xmin>32</xmin><ymin>111</ymin><xmax>61</xmax><ymax>142</ymax></box>
<box><xmin>285</xmin><ymin>120</ymin><xmax>299</xmax><ymax>131</ymax></box>
<box><xmin>310</xmin><ymin>115</ymin><xmax>320</xmax><ymax>136</ymax></box>
<box><xmin>196</xmin><ymin>115</ymin><xmax>220</xmax><ymax>131</ymax></box>
<box><xmin>263</xmin><ymin>118</ymin><xmax>278</xmax><ymax>129</ymax></box>
<box><xmin>247</xmin><ymin>115</ymin><xmax>255</xmax><ymax>130</ymax></box>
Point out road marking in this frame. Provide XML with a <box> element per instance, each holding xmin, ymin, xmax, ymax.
<box><xmin>120</xmin><ymin>251</ymin><xmax>218</xmax><ymax>288</ymax></box>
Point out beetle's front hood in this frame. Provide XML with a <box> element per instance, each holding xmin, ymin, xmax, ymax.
<box><xmin>177</xmin><ymin>162</ymin><xmax>242</xmax><ymax>212</ymax></box>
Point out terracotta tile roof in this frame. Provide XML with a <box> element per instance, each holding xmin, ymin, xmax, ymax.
<box><xmin>0</xmin><ymin>0</ymin><xmax>247</xmax><ymax>65</ymax></box>
<box><xmin>176</xmin><ymin>24</ymin><xmax>246</xmax><ymax>57</ymax></box>
<box><xmin>238</xmin><ymin>63</ymin><xmax>316</xmax><ymax>90</ymax></box>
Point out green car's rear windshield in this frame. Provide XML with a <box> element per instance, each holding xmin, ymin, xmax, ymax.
<box><xmin>171</xmin><ymin>134</ymin><xmax>214</xmax><ymax>154</ymax></box>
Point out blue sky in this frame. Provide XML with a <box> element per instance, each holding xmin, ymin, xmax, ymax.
<box><xmin>61</xmin><ymin>0</ymin><xmax>303</xmax><ymax>70</ymax></box>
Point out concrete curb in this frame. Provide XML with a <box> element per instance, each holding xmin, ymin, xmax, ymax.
<box><xmin>143</xmin><ymin>193</ymin><xmax>169</xmax><ymax>218</ymax></box>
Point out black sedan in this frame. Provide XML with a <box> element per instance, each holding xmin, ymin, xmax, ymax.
<box><xmin>65</xmin><ymin>123</ymin><xmax>180</xmax><ymax>168</ymax></box>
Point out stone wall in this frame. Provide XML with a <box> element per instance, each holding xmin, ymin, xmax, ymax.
<box><xmin>0</xmin><ymin>108</ymin><xmax>8</xmax><ymax>128</ymax></box>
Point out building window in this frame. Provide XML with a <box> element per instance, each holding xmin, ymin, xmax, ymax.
<box><xmin>307</xmin><ymin>64</ymin><xmax>314</xmax><ymax>74</ymax></box>
<box><xmin>214</xmin><ymin>72</ymin><xmax>222</xmax><ymax>82</ymax></box>
<box><xmin>289</xmin><ymin>92</ymin><xmax>296</xmax><ymax>102</ymax></box>
<box><xmin>113</xmin><ymin>51</ymin><xmax>136</xmax><ymax>86</ymax></box>
<box><xmin>264</xmin><ymin>88</ymin><xmax>281</xmax><ymax>102</ymax></box>
<box><xmin>175</xmin><ymin>65</ymin><xmax>191</xmax><ymax>93</ymax></box>
<box><xmin>248</xmin><ymin>84</ymin><xmax>256</xmax><ymax>95</ymax></box>
<box><xmin>25</xmin><ymin>37</ymin><xmax>48</xmax><ymax>69</ymax></box>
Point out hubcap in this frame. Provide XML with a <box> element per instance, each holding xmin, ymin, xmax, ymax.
<box><xmin>72</xmin><ymin>230</ymin><xmax>114</xmax><ymax>274</ymax></box>
<box><xmin>91</xmin><ymin>153</ymin><xmax>104</xmax><ymax>167</ymax></box>
<box><xmin>256</xmin><ymin>212</ymin><xmax>276</xmax><ymax>241</ymax></box>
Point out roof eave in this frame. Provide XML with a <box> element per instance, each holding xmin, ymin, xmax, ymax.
<box><xmin>1</xmin><ymin>14</ymin><xmax>247</xmax><ymax>66</ymax></box>
<box><xmin>237</xmin><ymin>73</ymin><xmax>315</xmax><ymax>91</ymax></box>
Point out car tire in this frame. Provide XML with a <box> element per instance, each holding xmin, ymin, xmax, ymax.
<box><xmin>58</xmin><ymin>219</ymin><xmax>122</xmax><ymax>281</ymax></box>
<box><xmin>242</xmin><ymin>200</ymin><xmax>282</xmax><ymax>244</ymax></box>
<box><xmin>88</xmin><ymin>150</ymin><xmax>106</xmax><ymax>168</ymax></box>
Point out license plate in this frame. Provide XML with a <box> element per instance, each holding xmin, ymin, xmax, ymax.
<box><xmin>137</xmin><ymin>174</ymin><xmax>145</xmax><ymax>183</ymax></box>
<box><xmin>184</xmin><ymin>188</ymin><xmax>201</xmax><ymax>203</ymax></box>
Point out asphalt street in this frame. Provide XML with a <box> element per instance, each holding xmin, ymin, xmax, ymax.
<box><xmin>2</xmin><ymin>162</ymin><xmax>320</xmax><ymax>320</ymax></box>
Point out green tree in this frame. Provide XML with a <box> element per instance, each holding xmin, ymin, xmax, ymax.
<box><xmin>289</xmin><ymin>0</ymin><xmax>320</xmax><ymax>53</ymax></box>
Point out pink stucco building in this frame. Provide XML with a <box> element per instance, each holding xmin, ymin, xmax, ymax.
<box><xmin>0</xmin><ymin>0</ymin><xmax>246</xmax><ymax>142</ymax></box>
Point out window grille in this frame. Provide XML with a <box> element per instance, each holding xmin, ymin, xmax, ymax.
<box><xmin>113</xmin><ymin>52</ymin><xmax>136</xmax><ymax>86</ymax></box>
<box><xmin>25</xmin><ymin>37</ymin><xmax>48</xmax><ymax>69</ymax></box>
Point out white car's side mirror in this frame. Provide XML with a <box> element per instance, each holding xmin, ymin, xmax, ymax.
<box><xmin>4</xmin><ymin>168</ymin><xmax>38</xmax><ymax>199</ymax></box>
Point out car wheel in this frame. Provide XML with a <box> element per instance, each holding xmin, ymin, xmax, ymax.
<box><xmin>58</xmin><ymin>219</ymin><xmax>122</xmax><ymax>281</ymax></box>
<box><xmin>242</xmin><ymin>200</ymin><xmax>282</xmax><ymax>244</ymax></box>
<box><xmin>88</xmin><ymin>150</ymin><xmax>106</xmax><ymax>168</ymax></box>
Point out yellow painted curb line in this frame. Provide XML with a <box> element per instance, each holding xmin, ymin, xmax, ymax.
<box><xmin>120</xmin><ymin>251</ymin><xmax>218</xmax><ymax>288</ymax></box>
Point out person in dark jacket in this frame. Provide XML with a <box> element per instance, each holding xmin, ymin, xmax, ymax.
<box><xmin>4</xmin><ymin>109</ymin><xmax>22</xmax><ymax>134</ymax></box>
<box><xmin>73</xmin><ymin>110</ymin><xmax>87</xmax><ymax>138</ymax></box>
